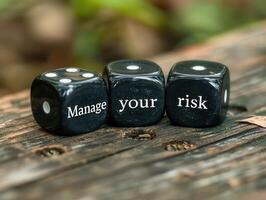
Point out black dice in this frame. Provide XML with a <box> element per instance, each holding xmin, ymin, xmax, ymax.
<box><xmin>166</xmin><ymin>60</ymin><xmax>230</xmax><ymax>127</ymax></box>
<box><xmin>31</xmin><ymin>68</ymin><xmax>108</xmax><ymax>135</ymax></box>
<box><xmin>104</xmin><ymin>60</ymin><xmax>165</xmax><ymax>127</ymax></box>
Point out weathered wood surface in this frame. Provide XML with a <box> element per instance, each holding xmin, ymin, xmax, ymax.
<box><xmin>0</xmin><ymin>22</ymin><xmax>265</xmax><ymax>200</ymax></box>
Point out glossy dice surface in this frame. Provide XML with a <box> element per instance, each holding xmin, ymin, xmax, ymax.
<box><xmin>105</xmin><ymin>60</ymin><xmax>165</xmax><ymax>127</ymax></box>
<box><xmin>166</xmin><ymin>60</ymin><xmax>230</xmax><ymax>127</ymax></box>
<box><xmin>31</xmin><ymin>68</ymin><xmax>108</xmax><ymax>135</ymax></box>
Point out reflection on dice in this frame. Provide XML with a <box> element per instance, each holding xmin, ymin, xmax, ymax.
<box><xmin>166</xmin><ymin>60</ymin><xmax>230</xmax><ymax>127</ymax></box>
<box><xmin>31</xmin><ymin>68</ymin><xmax>108</xmax><ymax>135</ymax></box>
<box><xmin>104</xmin><ymin>60</ymin><xmax>165</xmax><ymax>127</ymax></box>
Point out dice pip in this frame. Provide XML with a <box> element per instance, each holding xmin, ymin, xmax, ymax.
<box><xmin>104</xmin><ymin>60</ymin><xmax>165</xmax><ymax>127</ymax></box>
<box><xmin>166</xmin><ymin>60</ymin><xmax>230</xmax><ymax>127</ymax></box>
<box><xmin>31</xmin><ymin>68</ymin><xmax>108</xmax><ymax>135</ymax></box>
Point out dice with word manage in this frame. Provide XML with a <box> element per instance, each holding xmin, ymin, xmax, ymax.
<box><xmin>31</xmin><ymin>68</ymin><xmax>108</xmax><ymax>135</ymax></box>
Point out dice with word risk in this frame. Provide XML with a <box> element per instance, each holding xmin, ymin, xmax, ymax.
<box><xmin>31</xmin><ymin>68</ymin><xmax>108</xmax><ymax>135</ymax></box>
<box><xmin>166</xmin><ymin>60</ymin><xmax>230</xmax><ymax>127</ymax></box>
<box><xmin>104</xmin><ymin>60</ymin><xmax>165</xmax><ymax>127</ymax></box>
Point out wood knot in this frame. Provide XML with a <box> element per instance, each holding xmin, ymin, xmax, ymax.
<box><xmin>121</xmin><ymin>128</ymin><xmax>156</xmax><ymax>140</ymax></box>
<box><xmin>34</xmin><ymin>145</ymin><xmax>67</xmax><ymax>158</ymax></box>
<box><xmin>164</xmin><ymin>140</ymin><xmax>196</xmax><ymax>152</ymax></box>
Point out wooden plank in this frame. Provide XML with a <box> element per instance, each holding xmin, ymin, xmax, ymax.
<box><xmin>0</xmin><ymin>21</ymin><xmax>265</xmax><ymax>200</ymax></box>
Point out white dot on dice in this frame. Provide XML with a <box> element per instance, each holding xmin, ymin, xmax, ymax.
<box><xmin>82</xmin><ymin>73</ymin><xmax>94</xmax><ymax>78</ymax></box>
<box><xmin>126</xmin><ymin>65</ymin><xmax>140</xmax><ymax>70</ymax></box>
<box><xmin>43</xmin><ymin>101</ymin><xmax>51</xmax><ymax>114</ymax></box>
<box><xmin>60</xmin><ymin>78</ymin><xmax>72</xmax><ymax>84</ymax></box>
<box><xmin>66</xmin><ymin>68</ymin><xmax>79</xmax><ymax>73</ymax></box>
<box><xmin>192</xmin><ymin>66</ymin><xmax>206</xmax><ymax>71</ymax></box>
<box><xmin>224</xmin><ymin>89</ymin><xmax>228</xmax><ymax>103</ymax></box>
<box><xmin>45</xmin><ymin>73</ymin><xmax>57</xmax><ymax>78</ymax></box>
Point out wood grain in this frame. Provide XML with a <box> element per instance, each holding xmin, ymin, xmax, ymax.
<box><xmin>0</xmin><ymin>21</ymin><xmax>265</xmax><ymax>200</ymax></box>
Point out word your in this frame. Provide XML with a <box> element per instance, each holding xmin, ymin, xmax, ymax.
<box><xmin>118</xmin><ymin>99</ymin><xmax>158</xmax><ymax>112</ymax></box>
<box><xmin>67</xmin><ymin>102</ymin><xmax>107</xmax><ymax>119</ymax></box>
<box><xmin>177</xmin><ymin>95</ymin><xmax>208</xmax><ymax>109</ymax></box>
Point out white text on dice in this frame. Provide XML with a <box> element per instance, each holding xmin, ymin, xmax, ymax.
<box><xmin>67</xmin><ymin>102</ymin><xmax>107</xmax><ymax>119</ymax></box>
<box><xmin>118</xmin><ymin>99</ymin><xmax>158</xmax><ymax>112</ymax></box>
<box><xmin>177</xmin><ymin>95</ymin><xmax>208</xmax><ymax>109</ymax></box>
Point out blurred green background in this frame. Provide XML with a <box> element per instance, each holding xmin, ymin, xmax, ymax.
<box><xmin>0</xmin><ymin>0</ymin><xmax>265</xmax><ymax>94</ymax></box>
